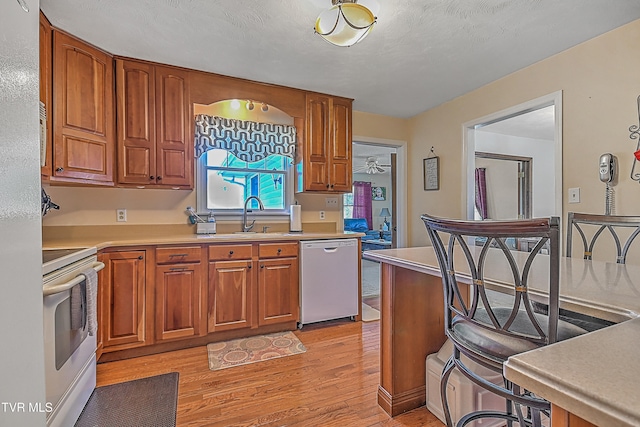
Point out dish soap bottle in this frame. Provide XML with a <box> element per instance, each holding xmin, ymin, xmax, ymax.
<box><xmin>207</xmin><ymin>212</ymin><xmax>217</xmax><ymax>234</ymax></box>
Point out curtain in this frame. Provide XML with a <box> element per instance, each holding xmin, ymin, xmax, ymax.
<box><xmin>475</xmin><ymin>168</ymin><xmax>488</xmax><ymax>220</ymax></box>
<box><xmin>194</xmin><ymin>114</ymin><xmax>296</xmax><ymax>160</ymax></box>
<box><xmin>353</xmin><ymin>181</ymin><xmax>373</xmax><ymax>229</ymax></box>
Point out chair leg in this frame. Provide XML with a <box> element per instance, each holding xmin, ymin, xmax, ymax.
<box><xmin>440</xmin><ymin>354</ymin><xmax>457</xmax><ymax>427</ymax></box>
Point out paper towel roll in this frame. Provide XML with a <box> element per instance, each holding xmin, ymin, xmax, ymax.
<box><xmin>289</xmin><ymin>205</ymin><xmax>302</xmax><ymax>232</ymax></box>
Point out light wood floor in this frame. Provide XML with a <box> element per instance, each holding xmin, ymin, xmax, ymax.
<box><xmin>97</xmin><ymin>319</ymin><xmax>444</xmax><ymax>426</ymax></box>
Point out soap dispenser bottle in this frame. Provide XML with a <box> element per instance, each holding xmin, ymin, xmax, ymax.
<box><xmin>207</xmin><ymin>212</ymin><xmax>217</xmax><ymax>234</ymax></box>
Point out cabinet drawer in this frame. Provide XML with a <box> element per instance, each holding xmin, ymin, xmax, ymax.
<box><xmin>208</xmin><ymin>244</ymin><xmax>253</xmax><ymax>261</ymax></box>
<box><xmin>156</xmin><ymin>246</ymin><xmax>202</xmax><ymax>264</ymax></box>
<box><xmin>258</xmin><ymin>242</ymin><xmax>298</xmax><ymax>258</ymax></box>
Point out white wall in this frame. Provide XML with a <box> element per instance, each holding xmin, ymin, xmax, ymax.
<box><xmin>475</xmin><ymin>131</ymin><xmax>556</xmax><ymax>217</ymax></box>
<box><xmin>0</xmin><ymin>2</ymin><xmax>48</xmax><ymax>426</ymax></box>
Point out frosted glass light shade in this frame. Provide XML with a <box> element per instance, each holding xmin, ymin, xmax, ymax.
<box><xmin>315</xmin><ymin>2</ymin><xmax>376</xmax><ymax>47</ymax></box>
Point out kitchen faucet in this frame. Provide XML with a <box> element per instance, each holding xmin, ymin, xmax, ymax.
<box><xmin>242</xmin><ymin>196</ymin><xmax>264</xmax><ymax>232</ymax></box>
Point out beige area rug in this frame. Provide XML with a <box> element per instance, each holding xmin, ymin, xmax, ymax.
<box><xmin>207</xmin><ymin>331</ymin><xmax>306</xmax><ymax>371</ymax></box>
<box><xmin>362</xmin><ymin>303</ymin><xmax>380</xmax><ymax>322</ymax></box>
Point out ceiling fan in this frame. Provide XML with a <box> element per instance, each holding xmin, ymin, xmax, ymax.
<box><xmin>354</xmin><ymin>156</ymin><xmax>390</xmax><ymax>174</ymax></box>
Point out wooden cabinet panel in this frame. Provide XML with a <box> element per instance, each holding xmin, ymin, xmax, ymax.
<box><xmin>258</xmin><ymin>242</ymin><xmax>298</xmax><ymax>258</ymax></box>
<box><xmin>115</xmin><ymin>61</ymin><xmax>192</xmax><ymax>189</ymax></box>
<box><xmin>551</xmin><ymin>405</ymin><xmax>597</xmax><ymax>427</ymax></box>
<box><xmin>208</xmin><ymin>244</ymin><xmax>254</xmax><ymax>261</ymax></box>
<box><xmin>328</xmin><ymin>97</ymin><xmax>352</xmax><ymax>192</ymax></box>
<box><xmin>300</xmin><ymin>93</ymin><xmax>352</xmax><ymax>193</ymax></box>
<box><xmin>102</xmin><ymin>250</ymin><xmax>147</xmax><ymax>349</ymax></box>
<box><xmin>116</xmin><ymin>59</ymin><xmax>156</xmax><ymax>185</ymax></box>
<box><xmin>155</xmin><ymin>263</ymin><xmax>203</xmax><ymax>341</ymax></box>
<box><xmin>156</xmin><ymin>246</ymin><xmax>202</xmax><ymax>264</ymax></box>
<box><xmin>208</xmin><ymin>260</ymin><xmax>254</xmax><ymax>332</ymax></box>
<box><xmin>155</xmin><ymin>66</ymin><xmax>192</xmax><ymax>188</ymax></box>
<box><xmin>52</xmin><ymin>30</ymin><xmax>114</xmax><ymax>184</ymax></box>
<box><xmin>39</xmin><ymin>12</ymin><xmax>52</xmax><ymax>178</ymax></box>
<box><xmin>258</xmin><ymin>257</ymin><xmax>299</xmax><ymax>326</ymax></box>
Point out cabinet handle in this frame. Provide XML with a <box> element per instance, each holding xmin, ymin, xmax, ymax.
<box><xmin>157</xmin><ymin>176</ymin><xmax>162</xmax><ymax>181</ymax></box>
<box><xmin>56</xmin><ymin>167</ymin><xmax>64</xmax><ymax>172</ymax></box>
<box><xmin>138</xmin><ymin>255</ymin><xmax>143</xmax><ymax>260</ymax></box>
<box><xmin>150</xmin><ymin>176</ymin><xmax>154</xmax><ymax>180</ymax></box>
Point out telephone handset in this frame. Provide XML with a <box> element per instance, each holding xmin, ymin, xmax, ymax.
<box><xmin>599</xmin><ymin>153</ymin><xmax>616</xmax><ymax>183</ymax></box>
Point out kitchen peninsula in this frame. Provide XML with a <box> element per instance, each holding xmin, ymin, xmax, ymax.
<box><xmin>363</xmin><ymin>246</ymin><xmax>640</xmax><ymax>427</ymax></box>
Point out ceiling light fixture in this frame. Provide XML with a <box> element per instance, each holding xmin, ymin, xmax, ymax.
<box><xmin>315</xmin><ymin>0</ymin><xmax>377</xmax><ymax>47</ymax></box>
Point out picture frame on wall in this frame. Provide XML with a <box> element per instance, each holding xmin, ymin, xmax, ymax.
<box><xmin>423</xmin><ymin>157</ymin><xmax>439</xmax><ymax>191</ymax></box>
<box><xmin>372</xmin><ymin>186</ymin><xmax>386</xmax><ymax>201</ymax></box>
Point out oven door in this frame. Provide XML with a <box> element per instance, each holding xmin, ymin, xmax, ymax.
<box><xmin>43</xmin><ymin>255</ymin><xmax>103</xmax><ymax>427</ymax></box>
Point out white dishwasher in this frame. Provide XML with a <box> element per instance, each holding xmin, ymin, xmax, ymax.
<box><xmin>300</xmin><ymin>239</ymin><xmax>359</xmax><ymax>327</ymax></box>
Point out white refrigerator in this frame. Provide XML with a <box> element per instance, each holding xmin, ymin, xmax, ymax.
<box><xmin>300</xmin><ymin>239</ymin><xmax>359</xmax><ymax>327</ymax></box>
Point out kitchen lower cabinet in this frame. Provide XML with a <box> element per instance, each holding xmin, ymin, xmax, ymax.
<box><xmin>101</xmin><ymin>249</ymin><xmax>149</xmax><ymax>351</ymax></box>
<box><xmin>258</xmin><ymin>243</ymin><xmax>299</xmax><ymax>326</ymax></box>
<box><xmin>154</xmin><ymin>246</ymin><xmax>205</xmax><ymax>342</ymax></box>
<box><xmin>208</xmin><ymin>244</ymin><xmax>255</xmax><ymax>333</ymax></box>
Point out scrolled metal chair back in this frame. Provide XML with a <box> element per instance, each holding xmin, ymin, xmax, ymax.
<box><xmin>422</xmin><ymin>215</ymin><xmax>561</xmax><ymax>349</ymax></box>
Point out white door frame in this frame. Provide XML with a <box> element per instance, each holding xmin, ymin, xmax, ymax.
<box><xmin>352</xmin><ymin>135</ymin><xmax>408</xmax><ymax>248</ymax></box>
<box><xmin>462</xmin><ymin>91</ymin><xmax>563</xmax><ymax>220</ymax></box>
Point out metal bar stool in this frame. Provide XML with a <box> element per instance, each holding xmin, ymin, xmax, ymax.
<box><xmin>567</xmin><ymin>212</ymin><xmax>640</xmax><ymax>264</ymax></box>
<box><xmin>422</xmin><ymin>214</ymin><xmax>587</xmax><ymax>427</ymax></box>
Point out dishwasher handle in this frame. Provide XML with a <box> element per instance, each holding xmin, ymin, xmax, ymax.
<box><xmin>323</xmin><ymin>247</ymin><xmax>339</xmax><ymax>253</ymax></box>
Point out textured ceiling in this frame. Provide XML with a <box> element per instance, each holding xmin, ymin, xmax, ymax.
<box><xmin>40</xmin><ymin>0</ymin><xmax>640</xmax><ymax>118</ymax></box>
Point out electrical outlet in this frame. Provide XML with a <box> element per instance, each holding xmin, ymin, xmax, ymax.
<box><xmin>568</xmin><ymin>188</ymin><xmax>580</xmax><ymax>204</ymax></box>
<box><xmin>325</xmin><ymin>197</ymin><xmax>339</xmax><ymax>207</ymax></box>
<box><xmin>116</xmin><ymin>209</ymin><xmax>127</xmax><ymax>222</ymax></box>
<box><xmin>319</xmin><ymin>211</ymin><xmax>325</xmax><ymax>220</ymax></box>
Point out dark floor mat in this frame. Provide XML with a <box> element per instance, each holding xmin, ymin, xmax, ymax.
<box><xmin>75</xmin><ymin>372</ymin><xmax>179</xmax><ymax>427</ymax></box>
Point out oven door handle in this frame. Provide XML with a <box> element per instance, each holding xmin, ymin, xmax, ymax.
<box><xmin>43</xmin><ymin>262</ymin><xmax>105</xmax><ymax>296</ymax></box>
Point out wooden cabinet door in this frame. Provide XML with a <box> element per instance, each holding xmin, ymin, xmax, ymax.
<box><xmin>102</xmin><ymin>250</ymin><xmax>147</xmax><ymax>349</ymax></box>
<box><xmin>155</xmin><ymin>65</ymin><xmax>192</xmax><ymax>188</ymax></box>
<box><xmin>208</xmin><ymin>260</ymin><xmax>254</xmax><ymax>332</ymax></box>
<box><xmin>304</xmin><ymin>93</ymin><xmax>331</xmax><ymax>191</ymax></box>
<box><xmin>329</xmin><ymin>97</ymin><xmax>352</xmax><ymax>192</ymax></box>
<box><xmin>52</xmin><ymin>30</ymin><xmax>114</xmax><ymax>184</ymax></box>
<box><xmin>116</xmin><ymin>59</ymin><xmax>156</xmax><ymax>186</ymax></box>
<box><xmin>155</xmin><ymin>263</ymin><xmax>203</xmax><ymax>341</ymax></box>
<box><xmin>258</xmin><ymin>257</ymin><xmax>299</xmax><ymax>326</ymax></box>
<box><xmin>39</xmin><ymin>12</ymin><xmax>52</xmax><ymax>178</ymax></box>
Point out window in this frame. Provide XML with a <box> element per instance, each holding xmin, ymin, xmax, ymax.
<box><xmin>198</xmin><ymin>149</ymin><xmax>292</xmax><ymax>213</ymax></box>
<box><xmin>343</xmin><ymin>191</ymin><xmax>354</xmax><ymax>218</ymax></box>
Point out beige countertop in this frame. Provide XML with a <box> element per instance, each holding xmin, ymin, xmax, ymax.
<box><xmin>43</xmin><ymin>225</ymin><xmax>363</xmax><ymax>251</ymax></box>
<box><xmin>363</xmin><ymin>246</ymin><xmax>640</xmax><ymax>427</ymax></box>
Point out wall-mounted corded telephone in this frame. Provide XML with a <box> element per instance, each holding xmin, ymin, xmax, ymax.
<box><xmin>599</xmin><ymin>153</ymin><xmax>617</xmax><ymax>215</ymax></box>
<box><xmin>599</xmin><ymin>153</ymin><xmax>616</xmax><ymax>183</ymax></box>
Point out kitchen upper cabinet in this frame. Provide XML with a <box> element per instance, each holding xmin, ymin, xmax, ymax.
<box><xmin>298</xmin><ymin>93</ymin><xmax>353</xmax><ymax>193</ymax></box>
<box><xmin>101</xmin><ymin>249</ymin><xmax>149</xmax><ymax>351</ymax></box>
<box><xmin>52</xmin><ymin>30</ymin><xmax>115</xmax><ymax>185</ymax></box>
<box><xmin>257</xmin><ymin>243</ymin><xmax>299</xmax><ymax>326</ymax></box>
<box><xmin>115</xmin><ymin>59</ymin><xmax>193</xmax><ymax>189</ymax></box>
<box><xmin>208</xmin><ymin>244</ymin><xmax>255</xmax><ymax>333</ymax></box>
<box><xmin>39</xmin><ymin>12</ymin><xmax>52</xmax><ymax>179</ymax></box>
<box><xmin>155</xmin><ymin>246</ymin><xmax>204</xmax><ymax>341</ymax></box>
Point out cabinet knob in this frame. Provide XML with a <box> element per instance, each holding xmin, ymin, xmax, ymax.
<box><xmin>326</xmin><ymin>184</ymin><xmax>330</xmax><ymax>188</ymax></box>
<box><xmin>260</xmin><ymin>265</ymin><xmax>264</xmax><ymax>269</ymax></box>
<box><xmin>150</xmin><ymin>176</ymin><xmax>154</xmax><ymax>180</ymax></box>
<box><xmin>277</xmin><ymin>248</ymin><xmax>282</xmax><ymax>253</ymax></box>
<box><xmin>229</xmin><ymin>250</ymin><xmax>234</xmax><ymax>255</ymax></box>
<box><xmin>330</xmin><ymin>184</ymin><xmax>334</xmax><ymax>188</ymax></box>
<box><xmin>248</xmin><ymin>264</ymin><xmax>252</xmax><ymax>269</ymax></box>
<box><xmin>56</xmin><ymin>167</ymin><xmax>64</xmax><ymax>172</ymax></box>
<box><xmin>138</xmin><ymin>255</ymin><xmax>143</xmax><ymax>260</ymax></box>
<box><xmin>157</xmin><ymin>176</ymin><xmax>162</xmax><ymax>181</ymax></box>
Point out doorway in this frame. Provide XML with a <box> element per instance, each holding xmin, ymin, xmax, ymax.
<box><xmin>463</xmin><ymin>92</ymin><xmax>563</xmax><ymax>221</ymax></box>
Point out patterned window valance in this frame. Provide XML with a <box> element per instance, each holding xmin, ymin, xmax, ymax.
<box><xmin>194</xmin><ymin>114</ymin><xmax>296</xmax><ymax>161</ymax></box>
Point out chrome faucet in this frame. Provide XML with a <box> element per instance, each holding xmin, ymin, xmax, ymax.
<box><xmin>242</xmin><ymin>196</ymin><xmax>264</xmax><ymax>232</ymax></box>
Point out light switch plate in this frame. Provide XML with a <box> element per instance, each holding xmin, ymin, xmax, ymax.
<box><xmin>568</xmin><ymin>188</ymin><xmax>580</xmax><ymax>204</ymax></box>
<box><xmin>325</xmin><ymin>197</ymin><xmax>339</xmax><ymax>207</ymax></box>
